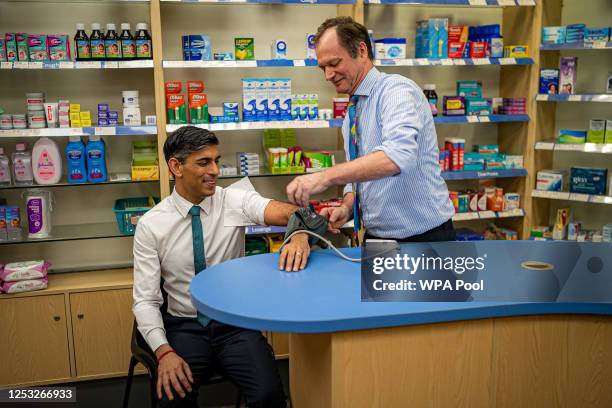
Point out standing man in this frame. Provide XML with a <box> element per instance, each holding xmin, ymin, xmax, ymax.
<box><xmin>286</xmin><ymin>17</ymin><xmax>456</xmax><ymax>242</ymax></box>
<box><xmin>133</xmin><ymin>126</ymin><xmax>312</xmax><ymax>407</ymax></box>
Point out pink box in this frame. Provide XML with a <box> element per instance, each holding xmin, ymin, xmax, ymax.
<box><xmin>559</xmin><ymin>56</ymin><xmax>578</xmax><ymax>95</ymax></box>
<box><xmin>27</xmin><ymin>34</ymin><xmax>48</xmax><ymax>61</ymax></box>
<box><xmin>47</xmin><ymin>34</ymin><xmax>71</xmax><ymax>61</ymax></box>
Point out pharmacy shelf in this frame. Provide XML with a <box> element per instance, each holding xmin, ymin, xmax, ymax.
<box><xmin>442</xmin><ymin>168</ymin><xmax>527</xmax><ymax>180</ymax></box>
<box><xmin>0</xmin><ymin>178</ymin><xmax>157</xmax><ymax>190</ymax></box>
<box><xmin>376</xmin><ymin>57</ymin><xmax>534</xmax><ymax>66</ymax></box>
<box><xmin>0</xmin><ymin>60</ymin><xmax>153</xmax><ymax>70</ymax></box>
<box><xmin>452</xmin><ymin>208</ymin><xmax>525</xmax><ymax>221</ymax></box>
<box><xmin>166</xmin><ymin>116</ymin><xmax>527</xmax><ymax>132</ymax></box>
<box><xmin>434</xmin><ymin>114</ymin><xmax>529</xmax><ymax>124</ymax></box>
<box><xmin>536</xmin><ymin>94</ymin><xmax>612</xmax><ymax>103</ymax></box>
<box><xmin>0</xmin><ymin>0</ymin><xmax>148</xmax><ymax>3</ymax></box>
<box><xmin>535</xmin><ymin>142</ymin><xmax>612</xmax><ymax>154</ymax></box>
<box><xmin>163</xmin><ymin>60</ymin><xmax>319</xmax><ymax>68</ymax></box>
<box><xmin>160</xmin><ymin>0</ymin><xmax>354</xmax><ymax>4</ymax></box>
<box><xmin>0</xmin><ymin>222</ymin><xmax>129</xmax><ymax>246</ymax></box>
<box><xmin>364</xmin><ymin>0</ymin><xmax>534</xmax><ymax>6</ymax></box>
<box><xmin>245</xmin><ymin>225</ymin><xmax>288</xmax><ymax>235</ymax></box>
<box><xmin>166</xmin><ymin>120</ymin><xmax>343</xmax><ymax>132</ymax></box>
<box><xmin>163</xmin><ymin>58</ymin><xmax>534</xmax><ymax>69</ymax></box>
<box><xmin>0</xmin><ymin>126</ymin><xmax>157</xmax><ymax>138</ymax></box>
<box><xmin>531</xmin><ymin>190</ymin><xmax>612</xmax><ymax>205</ymax></box>
<box><xmin>540</xmin><ymin>42</ymin><xmax>612</xmax><ymax>51</ymax></box>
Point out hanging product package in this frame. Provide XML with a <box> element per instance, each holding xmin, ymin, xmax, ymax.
<box><xmin>23</xmin><ymin>189</ymin><xmax>53</xmax><ymax>239</ymax></box>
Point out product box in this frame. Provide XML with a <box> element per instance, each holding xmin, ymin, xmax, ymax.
<box><xmin>242</xmin><ymin>79</ymin><xmax>257</xmax><ymax>122</ymax></box>
<box><xmin>27</xmin><ymin>34</ymin><xmax>48</xmax><ymax>61</ymax></box>
<box><xmin>188</xmin><ymin>93</ymin><xmax>208</xmax><ymax>124</ymax></box>
<box><xmin>166</xmin><ymin>94</ymin><xmax>186</xmax><ymax>124</ymax></box>
<box><xmin>416</xmin><ymin>19</ymin><xmax>448</xmax><ymax>58</ymax></box>
<box><xmin>465</xmin><ymin>99</ymin><xmax>491</xmax><ymax>116</ymax></box>
<box><xmin>584</xmin><ymin>27</ymin><xmax>611</xmax><ymax>46</ymax></box>
<box><xmin>539</xmin><ymin>69</ymin><xmax>560</xmax><ymax>94</ymax></box>
<box><xmin>558</xmin><ymin>129</ymin><xmax>587</xmax><ymax>144</ymax></box>
<box><xmin>559</xmin><ymin>56</ymin><xmax>578</xmax><ymax>94</ymax></box>
<box><xmin>447</xmin><ymin>26</ymin><xmax>468</xmax><ymax>58</ymax></box>
<box><xmin>565</xmin><ymin>24</ymin><xmax>586</xmax><ymax>43</ymax></box>
<box><xmin>503</xmin><ymin>193</ymin><xmax>520</xmax><ymax>211</ymax></box>
<box><xmin>255</xmin><ymin>79</ymin><xmax>269</xmax><ymax>121</ymax></box>
<box><xmin>279</xmin><ymin>78</ymin><xmax>292</xmax><ymax>121</ymax></box>
<box><xmin>536</xmin><ymin>169</ymin><xmax>566</xmax><ymax>191</ymax></box>
<box><xmin>47</xmin><ymin>34</ymin><xmax>71</xmax><ymax>61</ymax></box>
<box><xmin>567</xmin><ymin>222</ymin><xmax>581</xmax><ymax>241</ymax></box>
<box><xmin>70</xmin><ymin>104</ymin><xmax>81</xmax><ymax>113</ymax></box>
<box><xmin>570</xmin><ymin>167</ymin><xmax>608</xmax><ymax>196</ymax></box>
<box><xmin>79</xmin><ymin>111</ymin><xmax>91</xmax><ymax>121</ymax></box>
<box><xmin>16</xmin><ymin>33</ymin><xmax>28</xmax><ymax>61</ymax></box>
<box><xmin>542</xmin><ymin>26</ymin><xmax>566</xmax><ymax>44</ymax></box>
<box><xmin>182</xmin><ymin>35</ymin><xmax>212</xmax><ymax>61</ymax></box>
<box><xmin>604</xmin><ymin>224</ymin><xmax>612</xmax><ymax>243</ymax></box>
<box><xmin>333</xmin><ymin>97</ymin><xmax>349</xmax><ymax>119</ymax></box>
<box><xmin>504</xmin><ymin>155</ymin><xmax>524</xmax><ymax>169</ymax></box>
<box><xmin>606</xmin><ymin>120</ymin><xmax>612</xmax><ymax>144</ymax></box>
<box><xmin>474</xmin><ymin>144</ymin><xmax>499</xmax><ymax>155</ymax></box>
<box><xmin>267</xmin><ymin>79</ymin><xmax>281</xmax><ymax>121</ymax></box>
<box><xmin>587</xmin><ymin>119</ymin><xmax>606</xmax><ymax>143</ymax></box>
<box><xmin>457</xmin><ymin>81</ymin><xmax>482</xmax><ymax>98</ymax></box>
<box><xmin>213</xmin><ymin>52</ymin><xmax>233</xmax><ymax>61</ymax></box>
<box><xmin>470</xmin><ymin>42</ymin><xmax>487</xmax><ymax>58</ymax></box>
<box><xmin>443</xmin><ymin>96</ymin><xmax>466</xmax><ymax>116</ymax></box>
<box><xmin>5</xmin><ymin>33</ymin><xmax>17</xmax><ymax>62</ymax></box>
<box><xmin>235</xmin><ymin>38</ymin><xmax>255</xmax><ymax>60</ymax></box>
<box><xmin>123</xmin><ymin>107</ymin><xmax>141</xmax><ymax>126</ymax></box>
<box><xmin>503</xmin><ymin>45</ymin><xmax>529</xmax><ymax>58</ymax></box>
<box><xmin>306</xmin><ymin>34</ymin><xmax>316</xmax><ymax>59</ymax></box>
<box><xmin>132</xmin><ymin>141</ymin><xmax>159</xmax><ymax>181</ymax></box>
<box><xmin>375</xmin><ymin>38</ymin><xmax>406</xmax><ymax>59</ymax></box>
<box><xmin>271</xmin><ymin>39</ymin><xmax>287</xmax><ymax>59</ymax></box>
<box><xmin>307</xmin><ymin>94</ymin><xmax>319</xmax><ymax>120</ymax></box>
<box><xmin>0</xmin><ymin>38</ymin><xmax>6</xmax><ymax>61</ymax></box>
<box><xmin>552</xmin><ymin>208</ymin><xmax>570</xmax><ymax>240</ymax></box>
<box><xmin>223</xmin><ymin>102</ymin><xmax>239</xmax><ymax>122</ymax></box>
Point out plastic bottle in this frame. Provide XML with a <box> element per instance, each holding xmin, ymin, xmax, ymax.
<box><xmin>0</xmin><ymin>147</ymin><xmax>11</xmax><ymax>185</ymax></box>
<box><xmin>90</xmin><ymin>23</ymin><xmax>106</xmax><ymax>60</ymax></box>
<box><xmin>423</xmin><ymin>84</ymin><xmax>439</xmax><ymax>117</ymax></box>
<box><xmin>74</xmin><ymin>23</ymin><xmax>91</xmax><ymax>61</ymax></box>
<box><xmin>32</xmin><ymin>137</ymin><xmax>62</xmax><ymax>185</ymax></box>
<box><xmin>104</xmin><ymin>23</ymin><xmax>121</xmax><ymax>60</ymax></box>
<box><xmin>24</xmin><ymin>189</ymin><xmax>53</xmax><ymax>239</ymax></box>
<box><xmin>120</xmin><ymin>23</ymin><xmax>136</xmax><ymax>60</ymax></box>
<box><xmin>12</xmin><ymin>143</ymin><xmax>34</xmax><ymax>186</ymax></box>
<box><xmin>135</xmin><ymin>23</ymin><xmax>152</xmax><ymax>60</ymax></box>
<box><xmin>86</xmin><ymin>135</ymin><xmax>108</xmax><ymax>183</ymax></box>
<box><xmin>66</xmin><ymin>136</ymin><xmax>87</xmax><ymax>184</ymax></box>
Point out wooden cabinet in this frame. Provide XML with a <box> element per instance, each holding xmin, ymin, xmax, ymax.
<box><xmin>269</xmin><ymin>332</ymin><xmax>289</xmax><ymax>358</ymax></box>
<box><xmin>0</xmin><ymin>295</ymin><xmax>71</xmax><ymax>386</ymax></box>
<box><xmin>70</xmin><ymin>289</ymin><xmax>134</xmax><ymax>378</ymax></box>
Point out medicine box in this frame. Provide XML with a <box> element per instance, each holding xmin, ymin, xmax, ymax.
<box><xmin>537</xmin><ymin>169</ymin><xmax>566</xmax><ymax>192</ymax></box>
<box><xmin>539</xmin><ymin>69</ymin><xmax>560</xmax><ymax>94</ymax></box>
<box><xmin>559</xmin><ymin>57</ymin><xmax>578</xmax><ymax>95</ymax></box>
<box><xmin>558</xmin><ymin>129</ymin><xmax>586</xmax><ymax>144</ymax></box>
<box><xmin>457</xmin><ymin>81</ymin><xmax>482</xmax><ymax>98</ymax></box>
<box><xmin>587</xmin><ymin>120</ymin><xmax>606</xmax><ymax>144</ymax></box>
<box><xmin>570</xmin><ymin>167</ymin><xmax>608</xmax><ymax>196</ymax></box>
<box><xmin>606</xmin><ymin>120</ymin><xmax>612</xmax><ymax>144</ymax></box>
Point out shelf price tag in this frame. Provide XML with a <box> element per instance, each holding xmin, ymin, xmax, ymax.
<box><xmin>466</xmin><ymin>116</ymin><xmax>479</xmax><ymax>123</ymax></box>
<box><xmin>590</xmin><ymin>195</ymin><xmax>612</xmax><ymax>204</ymax></box>
<box><xmin>236</xmin><ymin>61</ymin><xmax>257</xmax><ymax>68</ymax></box>
<box><xmin>13</xmin><ymin>62</ymin><xmax>28</xmax><ymax>69</ymax></box>
<box><xmin>441</xmin><ymin>59</ymin><xmax>454</xmax><ymax>66</ymax></box>
<box><xmin>535</xmin><ymin>142</ymin><xmax>555</xmax><ymax>150</ymax></box>
<box><xmin>568</xmin><ymin>193</ymin><xmax>590</xmax><ymax>202</ymax></box>
<box><xmin>103</xmin><ymin>61</ymin><xmax>119</xmax><ymax>69</ymax></box>
<box><xmin>94</xmin><ymin>127</ymin><xmax>116</xmax><ymax>136</ymax></box>
<box><xmin>454</xmin><ymin>59</ymin><xmax>467</xmax><ymax>65</ymax></box>
<box><xmin>293</xmin><ymin>60</ymin><xmax>306</xmax><ymax>67</ymax></box>
<box><xmin>0</xmin><ymin>62</ymin><xmax>12</xmax><ymax>69</ymax></box>
<box><xmin>498</xmin><ymin>0</ymin><xmax>517</xmax><ymax>5</ymax></box>
<box><xmin>472</xmin><ymin>58</ymin><xmax>489</xmax><ymax>65</ymax></box>
<box><xmin>568</xmin><ymin>95</ymin><xmax>582</xmax><ymax>102</ymax></box>
<box><xmin>479</xmin><ymin>116</ymin><xmax>491</xmax><ymax>123</ymax></box>
<box><xmin>517</xmin><ymin>0</ymin><xmax>535</xmax><ymax>4</ymax></box>
<box><xmin>469</xmin><ymin>0</ymin><xmax>487</xmax><ymax>5</ymax></box>
<box><xmin>59</xmin><ymin>61</ymin><xmax>75</xmax><ymax>69</ymax></box>
<box><xmin>76</xmin><ymin>61</ymin><xmax>100</xmax><ymax>69</ymax></box>
<box><xmin>415</xmin><ymin>58</ymin><xmax>429</xmax><ymax>66</ymax></box>
<box><xmin>499</xmin><ymin>58</ymin><xmax>516</xmax><ymax>65</ymax></box>
<box><xmin>478</xmin><ymin>211</ymin><xmax>495</xmax><ymax>219</ymax></box>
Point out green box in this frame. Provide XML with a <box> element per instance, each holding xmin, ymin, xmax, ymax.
<box><xmin>587</xmin><ymin>119</ymin><xmax>605</xmax><ymax>144</ymax></box>
<box><xmin>235</xmin><ymin>38</ymin><xmax>255</xmax><ymax>60</ymax></box>
<box><xmin>606</xmin><ymin>120</ymin><xmax>612</xmax><ymax>144</ymax></box>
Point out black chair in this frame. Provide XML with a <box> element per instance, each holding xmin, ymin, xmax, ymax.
<box><xmin>122</xmin><ymin>321</ymin><xmax>243</xmax><ymax>408</ymax></box>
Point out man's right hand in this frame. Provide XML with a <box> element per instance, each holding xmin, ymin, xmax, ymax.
<box><xmin>155</xmin><ymin>344</ymin><xmax>194</xmax><ymax>401</ymax></box>
<box><xmin>319</xmin><ymin>206</ymin><xmax>351</xmax><ymax>234</ymax></box>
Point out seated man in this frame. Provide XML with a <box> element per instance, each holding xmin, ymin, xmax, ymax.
<box><xmin>133</xmin><ymin>126</ymin><xmax>312</xmax><ymax>407</ymax></box>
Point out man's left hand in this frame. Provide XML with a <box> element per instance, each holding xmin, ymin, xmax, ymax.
<box><xmin>279</xmin><ymin>233</ymin><xmax>311</xmax><ymax>272</ymax></box>
<box><xmin>286</xmin><ymin>172</ymin><xmax>330</xmax><ymax>207</ymax></box>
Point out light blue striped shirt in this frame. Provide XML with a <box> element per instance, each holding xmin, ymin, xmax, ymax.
<box><xmin>342</xmin><ymin>67</ymin><xmax>455</xmax><ymax>238</ymax></box>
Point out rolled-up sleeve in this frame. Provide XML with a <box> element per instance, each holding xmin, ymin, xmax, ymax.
<box><xmin>372</xmin><ymin>81</ymin><xmax>423</xmax><ymax>175</ymax></box>
<box><xmin>132</xmin><ymin>222</ymin><xmax>167</xmax><ymax>352</ymax></box>
<box><xmin>223</xmin><ymin>177</ymin><xmax>271</xmax><ymax>226</ymax></box>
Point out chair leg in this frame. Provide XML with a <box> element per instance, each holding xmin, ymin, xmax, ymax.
<box><xmin>122</xmin><ymin>357</ymin><xmax>138</xmax><ymax>408</ymax></box>
<box><xmin>234</xmin><ymin>388</ymin><xmax>243</xmax><ymax>408</ymax></box>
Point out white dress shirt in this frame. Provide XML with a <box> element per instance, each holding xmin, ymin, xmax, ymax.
<box><xmin>132</xmin><ymin>178</ymin><xmax>271</xmax><ymax>351</ymax></box>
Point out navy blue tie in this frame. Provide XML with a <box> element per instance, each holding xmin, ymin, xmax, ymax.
<box><xmin>190</xmin><ymin>205</ymin><xmax>210</xmax><ymax>327</ymax></box>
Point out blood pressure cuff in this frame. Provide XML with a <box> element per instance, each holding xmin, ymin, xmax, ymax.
<box><xmin>284</xmin><ymin>206</ymin><xmax>328</xmax><ymax>245</ymax></box>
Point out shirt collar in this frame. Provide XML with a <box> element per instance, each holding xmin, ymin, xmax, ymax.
<box><xmin>352</xmin><ymin>67</ymin><xmax>381</xmax><ymax>97</ymax></box>
<box><xmin>171</xmin><ymin>188</ymin><xmax>212</xmax><ymax>218</ymax></box>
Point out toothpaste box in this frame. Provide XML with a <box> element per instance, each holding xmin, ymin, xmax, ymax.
<box><xmin>255</xmin><ymin>79</ymin><xmax>269</xmax><ymax>121</ymax></box>
<box><xmin>242</xmin><ymin>79</ymin><xmax>257</xmax><ymax>122</ymax></box>
<box><xmin>537</xmin><ymin>169</ymin><xmax>567</xmax><ymax>191</ymax></box>
<box><xmin>271</xmin><ymin>39</ymin><xmax>287</xmax><ymax>60</ymax></box>
<box><xmin>539</xmin><ymin>69</ymin><xmax>560</xmax><ymax>94</ymax></box>
<box><xmin>448</xmin><ymin>26</ymin><xmax>468</xmax><ymax>58</ymax></box>
<box><xmin>4</xmin><ymin>33</ymin><xmax>17</xmax><ymax>62</ymax></box>
<box><xmin>558</xmin><ymin>129</ymin><xmax>587</xmax><ymax>144</ymax></box>
<box><xmin>267</xmin><ymin>79</ymin><xmax>281</xmax><ymax>121</ymax></box>
<box><xmin>306</xmin><ymin>34</ymin><xmax>316</xmax><ymax>59</ymax></box>
<box><xmin>570</xmin><ymin>167</ymin><xmax>608</xmax><ymax>196</ymax></box>
<box><xmin>47</xmin><ymin>34</ymin><xmax>71</xmax><ymax>61</ymax></box>
<box><xmin>235</xmin><ymin>37</ymin><xmax>255</xmax><ymax>60</ymax></box>
<box><xmin>27</xmin><ymin>34</ymin><xmax>48</xmax><ymax>61</ymax></box>
<box><xmin>279</xmin><ymin>79</ymin><xmax>292</xmax><ymax>121</ymax></box>
<box><xmin>587</xmin><ymin>119</ymin><xmax>605</xmax><ymax>144</ymax></box>
<box><xmin>16</xmin><ymin>33</ymin><xmax>28</xmax><ymax>61</ymax></box>
<box><xmin>559</xmin><ymin>56</ymin><xmax>578</xmax><ymax>95</ymax></box>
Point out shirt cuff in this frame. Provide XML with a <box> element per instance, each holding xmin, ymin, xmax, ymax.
<box><xmin>145</xmin><ymin>327</ymin><xmax>168</xmax><ymax>353</ymax></box>
<box><xmin>343</xmin><ymin>184</ymin><xmax>353</xmax><ymax>195</ymax></box>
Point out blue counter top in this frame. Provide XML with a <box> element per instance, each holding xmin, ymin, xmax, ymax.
<box><xmin>191</xmin><ymin>247</ymin><xmax>612</xmax><ymax>333</ymax></box>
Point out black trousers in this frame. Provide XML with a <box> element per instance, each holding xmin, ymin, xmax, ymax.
<box><xmin>159</xmin><ymin>315</ymin><xmax>286</xmax><ymax>408</ymax></box>
<box><xmin>366</xmin><ymin>218</ymin><xmax>456</xmax><ymax>242</ymax></box>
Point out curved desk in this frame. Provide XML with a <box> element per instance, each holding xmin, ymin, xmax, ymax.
<box><xmin>192</xmin><ymin>249</ymin><xmax>612</xmax><ymax>408</ymax></box>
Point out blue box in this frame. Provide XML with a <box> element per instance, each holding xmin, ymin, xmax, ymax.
<box><xmin>465</xmin><ymin>99</ymin><xmax>491</xmax><ymax>116</ymax></box>
<box><xmin>109</xmin><ymin>118</ymin><xmax>119</xmax><ymax>126</ymax></box>
<box><xmin>570</xmin><ymin>167</ymin><xmax>608</xmax><ymax>196</ymax></box>
<box><xmin>415</xmin><ymin>19</ymin><xmax>448</xmax><ymax>58</ymax></box>
<box><xmin>539</xmin><ymin>69</ymin><xmax>560</xmax><ymax>94</ymax></box>
<box><xmin>98</xmin><ymin>118</ymin><xmax>109</xmax><ymax>126</ymax></box>
<box><xmin>98</xmin><ymin>103</ymin><xmax>109</xmax><ymax>112</ymax></box>
<box><xmin>108</xmin><ymin>111</ymin><xmax>119</xmax><ymax>119</ymax></box>
<box><xmin>182</xmin><ymin>35</ymin><xmax>212</xmax><ymax>61</ymax></box>
<box><xmin>457</xmin><ymin>81</ymin><xmax>482</xmax><ymax>98</ymax></box>
<box><xmin>584</xmin><ymin>27</ymin><xmax>610</xmax><ymax>44</ymax></box>
<box><xmin>565</xmin><ymin>24</ymin><xmax>586</xmax><ymax>44</ymax></box>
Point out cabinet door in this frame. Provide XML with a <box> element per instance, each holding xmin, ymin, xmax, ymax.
<box><xmin>0</xmin><ymin>295</ymin><xmax>71</xmax><ymax>386</ymax></box>
<box><xmin>270</xmin><ymin>332</ymin><xmax>289</xmax><ymax>358</ymax></box>
<box><xmin>70</xmin><ymin>289</ymin><xmax>134</xmax><ymax>377</ymax></box>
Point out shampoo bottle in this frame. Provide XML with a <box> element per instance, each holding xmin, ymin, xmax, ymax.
<box><xmin>86</xmin><ymin>135</ymin><xmax>108</xmax><ymax>183</ymax></box>
<box><xmin>66</xmin><ymin>136</ymin><xmax>87</xmax><ymax>184</ymax></box>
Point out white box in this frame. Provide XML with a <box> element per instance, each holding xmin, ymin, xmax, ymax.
<box><xmin>536</xmin><ymin>169</ymin><xmax>566</xmax><ymax>191</ymax></box>
<box><xmin>279</xmin><ymin>79</ymin><xmax>292</xmax><ymax>121</ymax></box>
<box><xmin>242</xmin><ymin>79</ymin><xmax>257</xmax><ymax>122</ymax></box>
<box><xmin>255</xmin><ymin>79</ymin><xmax>269</xmax><ymax>121</ymax></box>
<box><xmin>123</xmin><ymin>107</ymin><xmax>142</xmax><ymax>126</ymax></box>
<box><xmin>271</xmin><ymin>39</ymin><xmax>287</xmax><ymax>59</ymax></box>
<box><xmin>268</xmin><ymin>79</ymin><xmax>281</xmax><ymax>121</ymax></box>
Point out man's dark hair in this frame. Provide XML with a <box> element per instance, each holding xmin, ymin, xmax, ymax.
<box><xmin>163</xmin><ymin>125</ymin><xmax>219</xmax><ymax>164</ymax></box>
<box><xmin>313</xmin><ymin>16</ymin><xmax>373</xmax><ymax>60</ymax></box>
